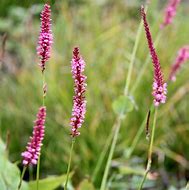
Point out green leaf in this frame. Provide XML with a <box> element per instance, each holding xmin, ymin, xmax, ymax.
<box><xmin>0</xmin><ymin>138</ymin><xmax>28</xmax><ymax>190</ymax></box>
<box><xmin>112</xmin><ymin>95</ymin><xmax>134</xmax><ymax>118</ymax></box>
<box><xmin>78</xmin><ymin>179</ymin><xmax>95</xmax><ymax>190</ymax></box>
<box><xmin>28</xmin><ymin>174</ymin><xmax>70</xmax><ymax>190</ymax></box>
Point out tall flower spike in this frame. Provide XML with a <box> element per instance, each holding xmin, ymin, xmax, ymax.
<box><xmin>169</xmin><ymin>46</ymin><xmax>189</xmax><ymax>81</ymax></box>
<box><xmin>37</xmin><ymin>4</ymin><xmax>53</xmax><ymax>72</ymax></box>
<box><xmin>141</xmin><ymin>6</ymin><xmax>167</xmax><ymax>106</ymax></box>
<box><xmin>160</xmin><ymin>0</ymin><xmax>181</xmax><ymax>29</ymax></box>
<box><xmin>70</xmin><ymin>47</ymin><xmax>87</xmax><ymax>137</ymax></box>
<box><xmin>21</xmin><ymin>106</ymin><xmax>46</xmax><ymax>166</ymax></box>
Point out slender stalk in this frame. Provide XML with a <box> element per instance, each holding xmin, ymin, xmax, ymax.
<box><xmin>99</xmin><ymin>7</ymin><xmax>146</xmax><ymax>188</ymax></box>
<box><xmin>36</xmin><ymin>72</ymin><xmax>46</xmax><ymax>190</ymax></box>
<box><xmin>95</xmin><ymin>104</ymin><xmax>153</xmax><ymax>183</ymax></box>
<box><xmin>36</xmin><ymin>156</ymin><xmax>41</xmax><ymax>190</ymax></box>
<box><xmin>18</xmin><ymin>166</ymin><xmax>27</xmax><ymax>190</ymax></box>
<box><xmin>126</xmin><ymin>104</ymin><xmax>154</xmax><ymax>159</ymax></box>
<box><xmin>92</xmin><ymin>128</ymin><xmax>114</xmax><ymax>182</ymax></box>
<box><xmin>5</xmin><ymin>130</ymin><xmax>10</xmax><ymax>156</ymax></box>
<box><xmin>124</xmin><ymin>17</ymin><xmax>144</xmax><ymax>95</ymax></box>
<box><xmin>42</xmin><ymin>72</ymin><xmax>46</xmax><ymax>107</ymax></box>
<box><xmin>100</xmin><ymin>117</ymin><xmax>121</xmax><ymax>190</ymax></box>
<box><xmin>29</xmin><ymin>165</ymin><xmax>33</xmax><ymax>181</ymax></box>
<box><xmin>64</xmin><ymin>138</ymin><xmax>75</xmax><ymax>190</ymax></box>
<box><xmin>138</xmin><ymin>108</ymin><xmax>158</xmax><ymax>190</ymax></box>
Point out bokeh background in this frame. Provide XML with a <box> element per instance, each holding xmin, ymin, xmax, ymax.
<box><xmin>0</xmin><ymin>0</ymin><xmax>189</xmax><ymax>189</ymax></box>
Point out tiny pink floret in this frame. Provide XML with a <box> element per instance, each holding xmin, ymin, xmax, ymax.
<box><xmin>70</xmin><ymin>47</ymin><xmax>87</xmax><ymax>137</ymax></box>
<box><xmin>141</xmin><ymin>6</ymin><xmax>167</xmax><ymax>106</ymax></box>
<box><xmin>169</xmin><ymin>46</ymin><xmax>189</xmax><ymax>81</ymax></box>
<box><xmin>152</xmin><ymin>82</ymin><xmax>167</xmax><ymax>106</ymax></box>
<box><xmin>37</xmin><ymin>4</ymin><xmax>53</xmax><ymax>72</ymax></box>
<box><xmin>160</xmin><ymin>0</ymin><xmax>181</xmax><ymax>29</ymax></box>
<box><xmin>21</xmin><ymin>106</ymin><xmax>46</xmax><ymax>166</ymax></box>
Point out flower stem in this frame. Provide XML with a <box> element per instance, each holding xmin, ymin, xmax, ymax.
<box><xmin>36</xmin><ymin>156</ymin><xmax>41</xmax><ymax>190</ymax></box>
<box><xmin>92</xmin><ymin>129</ymin><xmax>114</xmax><ymax>182</ymax></box>
<box><xmin>124</xmin><ymin>16</ymin><xmax>144</xmax><ymax>96</ymax></box>
<box><xmin>64</xmin><ymin>138</ymin><xmax>75</xmax><ymax>190</ymax></box>
<box><xmin>36</xmin><ymin>72</ymin><xmax>46</xmax><ymax>190</ymax></box>
<box><xmin>42</xmin><ymin>72</ymin><xmax>46</xmax><ymax>106</ymax></box>
<box><xmin>138</xmin><ymin>108</ymin><xmax>158</xmax><ymax>190</ymax></box>
<box><xmin>18</xmin><ymin>166</ymin><xmax>27</xmax><ymax>190</ymax></box>
<box><xmin>100</xmin><ymin>117</ymin><xmax>121</xmax><ymax>190</ymax></box>
<box><xmin>99</xmin><ymin>7</ymin><xmax>146</xmax><ymax>189</ymax></box>
<box><xmin>126</xmin><ymin>104</ymin><xmax>154</xmax><ymax>159</ymax></box>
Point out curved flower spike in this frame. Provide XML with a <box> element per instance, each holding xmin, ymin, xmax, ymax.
<box><xmin>141</xmin><ymin>6</ymin><xmax>167</xmax><ymax>106</ymax></box>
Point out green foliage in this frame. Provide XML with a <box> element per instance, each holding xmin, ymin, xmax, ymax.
<box><xmin>0</xmin><ymin>138</ymin><xmax>28</xmax><ymax>190</ymax></box>
<box><xmin>28</xmin><ymin>174</ymin><xmax>69</xmax><ymax>190</ymax></box>
<box><xmin>0</xmin><ymin>0</ymin><xmax>51</xmax><ymax>16</ymax></box>
<box><xmin>112</xmin><ymin>95</ymin><xmax>134</xmax><ymax>118</ymax></box>
<box><xmin>0</xmin><ymin>138</ymin><xmax>72</xmax><ymax>190</ymax></box>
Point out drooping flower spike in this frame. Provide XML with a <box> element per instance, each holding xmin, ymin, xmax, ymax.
<box><xmin>160</xmin><ymin>0</ymin><xmax>181</xmax><ymax>29</ymax></box>
<box><xmin>169</xmin><ymin>46</ymin><xmax>189</xmax><ymax>81</ymax></box>
<box><xmin>141</xmin><ymin>6</ymin><xmax>167</xmax><ymax>106</ymax></box>
<box><xmin>21</xmin><ymin>106</ymin><xmax>46</xmax><ymax>166</ymax></box>
<box><xmin>70</xmin><ymin>47</ymin><xmax>87</xmax><ymax>137</ymax></box>
<box><xmin>37</xmin><ymin>4</ymin><xmax>53</xmax><ymax>72</ymax></box>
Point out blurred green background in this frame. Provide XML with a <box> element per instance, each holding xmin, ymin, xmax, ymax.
<box><xmin>0</xmin><ymin>0</ymin><xmax>189</xmax><ymax>189</ymax></box>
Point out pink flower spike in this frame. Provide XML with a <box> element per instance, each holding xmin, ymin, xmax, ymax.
<box><xmin>169</xmin><ymin>46</ymin><xmax>189</xmax><ymax>81</ymax></box>
<box><xmin>141</xmin><ymin>6</ymin><xmax>167</xmax><ymax>107</ymax></box>
<box><xmin>37</xmin><ymin>4</ymin><xmax>53</xmax><ymax>72</ymax></box>
<box><xmin>70</xmin><ymin>47</ymin><xmax>87</xmax><ymax>137</ymax></box>
<box><xmin>21</xmin><ymin>106</ymin><xmax>46</xmax><ymax>166</ymax></box>
<box><xmin>160</xmin><ymin>0</ymin><xmax>181</xmax><ymax>29</ymax></box>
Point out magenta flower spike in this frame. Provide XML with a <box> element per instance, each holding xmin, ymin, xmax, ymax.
<box><xmin>141</xmin><ymin>6</ymin><xmax>167</xmax><ymax>106</ymax></box>
<box><xmin>169</xmin><ymin>46</ymin><xmax>189</xmax><ymax>81</ymax></box>
<box><xmin>37</xmin><ymin>4</ymin><xmax>53</xmax><ymax>72</ymax></box>
<box><xmin>160</xmin><ymin>0</ymin><xmax>181</xmax><ymax>29</ymax></box>
<box><xmin>70</xmin><ymin>47</ymin><xmax>87</xmax><ymax>137</ymax></box>
<box><xmin>21</xmin><ymin>106</ymin><xmax>46</xmax><ymax>166</ymax></box>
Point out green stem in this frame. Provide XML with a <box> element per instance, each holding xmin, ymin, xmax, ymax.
<box><xmin>100</xmin><ymin>117</ymin><xmax>121</xmax><ymax>190</ymax></box>
<box><xmin>138</xmin><ymin>108</ymin><xmax>158</xmax><ymax>190</ymax></box>
<box><xmin>36</xmin><ymin>156</ymin><xmax>41</xmax><ymax>190</ymax></box>
<box><xmin>92</xmin><ymin>128</ymin><xmax>114</xmax><ymax>182</ymax></box>
<box><xmin>18</xmin><ymin>166</ymin><xmax>27</xmax><ymax>190</ymax></box>
<box><xmin>99</xmin><ymin>6</ymin><xmax>147</xmax><ymax>188</ymax></box>
<box><xmin>124</xmin><ymin>17</ymin><xmax>144</xmax><ymax>95</ymax></box>
<box><xmin>64</xmin><ymin>138</ymin><xmax>75</xmax><ymax>190</ymax></box>
<box><xmin>36</xmin><ymin>72</ymin><xmax>46</xmax><ymax>190</ymax></box>
<box><xmin>126</xmin><ymin>104</ymin><xmax>154</xmax><ymax>159</ymax></box>
<box><xmin>42</xmin><ymin>72</ymin><xmax>46</xmax><ymax>106</ymax></box>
